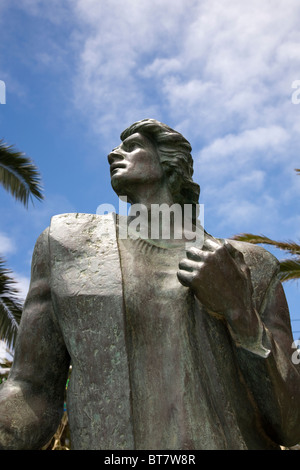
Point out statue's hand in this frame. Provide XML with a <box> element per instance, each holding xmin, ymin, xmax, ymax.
<box><xmin>177</xmin><ymin>239</ymin><xmax>257</xmax><ymax>335</ymax></box>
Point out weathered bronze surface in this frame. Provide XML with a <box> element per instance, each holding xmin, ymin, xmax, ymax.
<box><xmin>0</xmin><ymin>119</ymin><xmax>299</xmax><ymax>450</ymax></box>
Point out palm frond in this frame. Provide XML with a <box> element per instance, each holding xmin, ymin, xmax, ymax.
<box><xmin>0</xmin><ymin>139</ymin><xmax>43</xmax><ymax>207</ymax></box>
<box><xmin>232</xmin><ymin>233</ymin><xmax>300</xmax><ymax>256</ymax></box>
<box><xmin>0</xmin><ymin>258</ymin><xmax>23</xmax><ymax>349</ymax></box>
<box><xmin>278</xmin><ymin>258</ymin><xmax>300</xmax><ymax>282</ymax></box>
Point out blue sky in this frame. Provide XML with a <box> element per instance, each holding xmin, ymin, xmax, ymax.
<box><xmin>0</xmin><ymin>0</ymin><xmax>300</xmax><ymax>346</ymax></box>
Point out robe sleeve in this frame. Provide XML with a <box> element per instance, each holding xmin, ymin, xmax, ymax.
<box><xmin>0</xmin><ymin>228</ymin><xmax>70</xmax><ymax>449</ymax></box>
<box><xmin>229</xmin><ymin>242</ymin><xmax>300</xmax><ymax>447</ymax></box>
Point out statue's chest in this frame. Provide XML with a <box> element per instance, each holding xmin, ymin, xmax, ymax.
<box><xmin>49</xmin><ymin>214</ymin><xmax>124</xmax><ymax>358</ymax></box>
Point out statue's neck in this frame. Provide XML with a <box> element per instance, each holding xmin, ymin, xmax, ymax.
<box><xmin>122</xmin><ymin>211</ymin><xmax>198</xmax><ymax>244</ymax></box>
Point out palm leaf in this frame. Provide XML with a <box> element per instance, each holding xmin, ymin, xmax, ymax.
<box><xmin>278</xmin><ymin>258</ymin><xmax>300</xmax><ymax>282</ymax></box>
<box><xmin>0</xmin><ymin>139</ymin><xmax>43</xmax><ymax>207</ymax></box>
<box><xmin>232</xmin><ymin>233</ymin><xmax>300</xmax><ymax>256</ymax></box>
<box><xmin>0</xmin><ymin>258</ymin><xmax>23</xmax><ymax>349</ymax></box>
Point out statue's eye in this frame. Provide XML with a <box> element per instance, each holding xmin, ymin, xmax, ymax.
<box><xmin>126</xmin><ymin>142</ymin><xmax>140</xmax><ymax>151</ymax></box>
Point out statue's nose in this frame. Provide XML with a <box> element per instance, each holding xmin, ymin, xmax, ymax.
<box><xmin>107</xmin><ymin>150</ymin><xmax>124</xmax><ymax>165</ymax></box>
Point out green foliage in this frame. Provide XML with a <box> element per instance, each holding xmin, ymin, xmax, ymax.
<box><xmin>0</xmin><ymin>138</ymin><xmax>43</xmax><ymax>348</ymax></box>
<box><xmin>232</xmin><ymin>233</ymin><xmax>300</xmax><ymax>282</ymax></box>
<box><xmin>0</xmin><ymin>258</ymin><xmax>22</xmax><ymax>349</ymax></box>
<box><xmin>279</xmin><ymin>259</ymin><xmax>300</xmax><ymax>282</ymax></box>
<box><xmin>0</xmin><ymin>139</ymin><xmax>43</xmax><ymax>207</ymax></box>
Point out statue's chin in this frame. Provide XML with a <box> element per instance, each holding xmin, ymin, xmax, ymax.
<box><xmin>111</xmin><ymin>177</ymin><xmax>128</xmax><ymax>200</ymax></box>
<box><xmin>111</xmin><ymin>176</ymin><xmax>121</xmax><ymax>192</ymax></box>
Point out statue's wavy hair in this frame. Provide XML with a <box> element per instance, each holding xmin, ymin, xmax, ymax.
<box><xmin>120</xmin><ymin>119</ymin><xmax>200</xmax><ymax>222</ymax></box>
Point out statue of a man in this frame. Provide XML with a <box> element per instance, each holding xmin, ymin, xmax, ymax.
<box><xmin>0</xmin><ymin>119</ymin><xmax>299</xmax><ymax>450</ymax></box>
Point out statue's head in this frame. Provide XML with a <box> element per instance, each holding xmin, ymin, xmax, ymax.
<box><xmin>108</xmin><ymin>119</ymin><xmax>200</xmax><ymax>221</ymax></box>
<box><xmin>120</xmin><ymin>119</ymin><xmax>200</xmax><ymax>208</ymax></box>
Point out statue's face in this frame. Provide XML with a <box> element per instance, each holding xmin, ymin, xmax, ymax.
<box><xmin>108</xmin><ymin>132</ymin><xmax>164</xmax><ymax>198</ymax></box>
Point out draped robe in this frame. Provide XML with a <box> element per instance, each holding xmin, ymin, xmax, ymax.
<box><xmin>1</xmin><ymin>212</ymin><xmax>299</xmax><ymax>450</ymax></box>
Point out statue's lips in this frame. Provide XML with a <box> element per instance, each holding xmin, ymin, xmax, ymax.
<box><xmin>110</xmin><ymin>162</ymin><xmax>126</xmax><ymax>175</ymax></box>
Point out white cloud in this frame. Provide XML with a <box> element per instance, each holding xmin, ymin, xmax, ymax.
<box><xmin>198</xmin><ymin>126</ymin><xmax>290</xmax><ymax>172</ymax></box>
<box><xmin>3</xmin><ymin>0</ymin><xmax>73</xmax><ymax>24</ymax></box>
<box><xmin>5</xmin><ymin>0</ymin><xmax>300</xmax><ymax>147</ymax></box>
<box><xmin>70</xmin><ymin>0</ymin><xmax>201</xmax><ymax>137</ymax></box>
<box><xmin>65</xmin><ymin>0</ymin><xmax>300</xmax><ymax>243</ymax></box>
<box><xmin>14</xmin><ymin>274</ymin><xmax>30</xmax><ymax>302</ymax></box>
<box><xmin>0</xmin><ymin>233</ymin><xmax>16</xmax><ymax>256</ymax></box>
<box><xmin>2</xmin><ymin>0</ymin><xmax>300</xmax><ymax>244</ymax></box>
<box><xmin>56</xmin><ymin>0</ymin><xmax>299</xmax><ymax>152</ymax></box>
<box><xmin>204</xmin><ymin>191</ymin><xmax>279</xmax><ymax>238</ymax></box>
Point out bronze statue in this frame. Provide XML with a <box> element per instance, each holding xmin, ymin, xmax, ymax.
<box><xmin>0</xmin><ymin>119</ymin><xmax>299</xmax><ymax>450</ymax></box>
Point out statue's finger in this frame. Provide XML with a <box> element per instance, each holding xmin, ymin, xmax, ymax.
<box><xmin>185</xmin><ymin>247</ymin><xmax>203</xmax><ymax>261</ymax></box>
<box><xmin>177</xmin><ymin>269</ymin><xmax>194</xmax><ymax>287</ymax></box>
<box><xmin>179</xmin><ymin>258</ymin><xmax>202</xmax><ymax>272</ymax></box>
<box><xmin>203</xmin><ymin>237</ymin><xmax>222</xmax><ymax>252</ymax></box>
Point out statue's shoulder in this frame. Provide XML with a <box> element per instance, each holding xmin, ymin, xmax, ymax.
<box><xmin>50</xmin><ymin>212</ymin><xmax>115</xmax><ymax>228</ymax></box>
<box><xmin>50</xmin><ymin>212</ymin><xmax>102</xmax><ymax>225</ymax></box>
<box><xmin>49</xmin><ymin>212</ymin><xmax>116</xmax><ymax>247</ymax></box>
<box><xmin>225</xmin><ymin>238</ymin><xmax>279</xmax><ymax>274</ymax></box>
<box><xmin>224</xmin><ymin>238</ymin><xmax>280</xmax><ymax>311</ymax></box>
<box><xmin>205</xmin><ymin>233</ymin><xmax>279</xmax><ymax>278</ymax></box>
